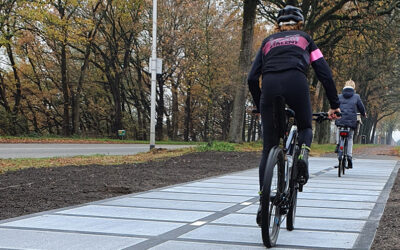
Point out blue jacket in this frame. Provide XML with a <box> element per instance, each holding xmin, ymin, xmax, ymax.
<box><xmin>335</xmin><ymin>87</ymin><xmax>366</xmax><ymax>129</ymax></box>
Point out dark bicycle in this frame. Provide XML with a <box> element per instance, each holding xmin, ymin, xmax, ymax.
<box><xmin>336</xmin><ymin>126</ymin><xmax>351</xmax><ymax>177</ymax></box>
<box><xmin>260</xmin><ymin>96</ymin><xmax>334</xmax><ymax>248</ymax></box>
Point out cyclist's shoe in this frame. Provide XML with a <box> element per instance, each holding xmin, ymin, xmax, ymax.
<box><xmin>334</xmin><ymin>144</ymin><xmax>339</xmax><ymax>153</ymax></box>
<box><xmin>256</xmin><ymin>204</ymin><xmax>262</xmax><ymax>227</ymax></box>
<box><xmin>347</xmin><ymin>157</ymin><xmax>353</xmax><ymax>169</ymax></box>
<box><xmin>297</xmin><ymin>145</ymin><xmax>310</xmax><ymax>185</ymax></box>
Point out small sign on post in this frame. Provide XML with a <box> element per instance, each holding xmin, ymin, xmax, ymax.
<box><xmin>149</xmin><ymin>58</ymin><xmax>163</xmax><ymax>74</ymax></box>
<box><xmin>118</xmin><ymin>130</ymin><xmax>126</xmax><ymax>140</ymax></box>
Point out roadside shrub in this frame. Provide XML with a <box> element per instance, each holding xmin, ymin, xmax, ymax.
<box><xmin>197</xmin><ymin>141</ymin><xmax>236</xmax><ymax>152</ymax></box>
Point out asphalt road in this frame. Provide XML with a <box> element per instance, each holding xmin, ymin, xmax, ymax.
<box><xmin>0</xmin><ymin>144</ymin><xmax>194</xmax><ymax>159</ymax></box>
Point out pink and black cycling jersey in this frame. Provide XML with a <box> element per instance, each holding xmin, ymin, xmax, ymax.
<box><xmin>248</xmin><ymin>30</ymin><xmax>339</xmax><ymax>110</ymax></box>
<box><xmin>260</xmin><ymin>30</ymin><xmax>323</xmax><ymax>73</ymax></box>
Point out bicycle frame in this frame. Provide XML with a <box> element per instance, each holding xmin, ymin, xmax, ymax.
<box><xmin>283</xmin><ymin>119</ymin><xmax>298</xmax><ymax>196</ymax></box>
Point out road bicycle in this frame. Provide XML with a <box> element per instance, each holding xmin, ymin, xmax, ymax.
<box><xmin>336</xmin><ymin>126</ymin><xmax>351</xmax><ymax>177</ymax></box>
<box><xmin>260</xmin><ymin>96</ymin><xmax>334</xmax><ymax>248</ymax></box>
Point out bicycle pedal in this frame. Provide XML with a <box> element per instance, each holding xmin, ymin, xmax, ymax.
<box><xmin>298</xmin><ymin>176</ymin><xmax>306</xmax><ymax>185</ymax></box>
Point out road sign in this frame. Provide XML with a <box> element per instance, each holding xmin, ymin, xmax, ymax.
<box><xmin>149</xmin><ymin>58</ymin><xmax>163</xmax><ymax>74</ymax></box>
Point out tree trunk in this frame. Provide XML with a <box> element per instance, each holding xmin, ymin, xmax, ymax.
<box><xmin>107</xmin><ymin>71</ymin><xmax>123</xmax><ymax>135</ymax></box>
<box><xmin>315</xmin><ymin>91</ymin><xmax>330</xmax><ymax>144</ymax></box>
<box><xmin>5</xmin><ymin>42</ymin><xmax>21</xmax><ymax>135</ymax></box>
<box><xmin>0</xmin><ymin>72</ymin><xmax>11</xmax><ymax>113</ymax></box>
<box><xmin>166</xmin><ymin>114</ymin><xmax>172</xmax><ymax>139</ymax></box>
<box><xmin>242</xmin><ymin>111</ymin><xmax>247</xmax><ymax>142</ymax></box>
<box><xmin>361</xmin><ymin>116</ymin><xmax>373</xmax><ymax>143</ymax></box>
<box><xmin>61</xmin><ymin>40</ymin><xmax>70</xmax><ymax>136</ymax></box>
<box><xmin>247</xmin><ymin>114</ymin><xmax>254</xmax><ymax>142</ymax></box>
<box><xmin>26</xmin><ymin>101</ymin><xmax>40</xmax><ymax>133</ymax></box>
<box><xmin>184</xmin><ymin>82</ymin><xmax>192</xmax><ymax>141</ymax></box>
<box><xmin>228</xmin><ymin>0</ymin><xmax>258</xmax><ymax>143</ymax></box>
<box><xmin>203</xmin><ymin>102</ymin><xmax>211</xmax><ymax>141</ymax></box>
<box><xmin>370</xmin><ymin>118</ymin><xmax>378</xmax><ymax>144</ymax></box>
<box><xmin>252</xmin><ymin>118</ymin><xmax>257</xmax><ymax>141</ymax></box>
<box><xmin>72</xmin><ymin>0</ymin><xmax>105</xmax><ymax>135</ymax></box>
<box><xmin>172</xmin><ymin>80</ymin><xmax>179</xmax><ymax>140</ymax></box>
<box><xmin>72</xmin><ymin>45</ymin><xmax>91</xmax><ymax>135</ymax></box>
<box><xmin>156</xmin><ymin>75</ymin><xmax>164</xmax><ymax>141</ymax></box>
<box><xmin>221</xmin><ymin>100</ymin><xmax>232</xmax><ymax>141</ymax></box>
<box><xmin>137</xmin><ymin>110</ymin><xmax>143</xmax><ymax>140</ymax></box>
<box><xmin>386</xmin><ymin>128</ymin><xmax>393</xmax><ymax>145</ymax></box>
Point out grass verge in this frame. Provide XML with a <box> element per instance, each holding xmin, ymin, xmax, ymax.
<box><xmin>0</xmin><ymin>141</ymin><xmax>385</xmax><ymax>173</ymax></box>
<box><xmin>0</xmin><ymin>141</ymin><xmax>260</xmax><ymax>173</ymax></box>
<box><xmin>0</xmin><ymin>136</ymin><xmax>201</xmax><ymax>145</ymax></box>
<box><xmin>310</xmin><ymin>144</ymin><xmax>336</xmax><ymax>156</ymax></box>
<box><xmin>0</xmin><ymin>148</ymin><xmax>195</xmax><ymax>173</ymax></box>
<box><xmin>197</xmin><ymin>141</ymin><xmax>262</xmax><ymax>152</ymax></box>
<box><xmin>310</xmin><ymin>143</ymin><xmax>380</xmax><ymax>156</ymax></box>
<box><xmin>394</xmin><ymin>146</ymin><xmax>400</xmax><ymax>157</ymax></box>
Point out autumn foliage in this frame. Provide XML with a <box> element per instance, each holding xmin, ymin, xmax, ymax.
<box><xmin>0</xmin><ymin>0</ymin><xmax>399</xmax><ymax>143</ymax></box>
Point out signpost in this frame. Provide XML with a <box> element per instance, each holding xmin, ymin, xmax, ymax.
<box><xmin>150</xmin><ymin>0</ymin><xmax>157</xmax><ymax>150</ymax></box>
<box><xmin>118</xmin><ymin>130</ymin><xmax>126</xmax><ymax>140</ymax></box>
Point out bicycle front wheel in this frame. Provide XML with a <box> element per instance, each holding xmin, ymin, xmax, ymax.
<box><xmin>286</xmin><ymin>145</ymin><xmax>299</xmax><ymax>231</ymax></box>
<box><xmin>261</xmin><ymin>146</ymin><xmax>285</xmax><ymax>248</ymax></box>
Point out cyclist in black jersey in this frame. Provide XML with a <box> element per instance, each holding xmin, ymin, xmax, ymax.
<box><xmin>248</xmin><ymin>5</ymin><xmax>341</xmax><ymax>217</ymax></box>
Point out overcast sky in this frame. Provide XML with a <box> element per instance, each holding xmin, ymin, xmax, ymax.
<box><xmin>392</xmin><ymin>131</ymin><xmax>400</xmax><ymax>142</ymax></box>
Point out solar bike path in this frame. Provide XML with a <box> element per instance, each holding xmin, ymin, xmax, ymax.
<box><xmin>0</xmin><ymin>158</ymin><xmax>398</xmax><ymax>250</ymax></box>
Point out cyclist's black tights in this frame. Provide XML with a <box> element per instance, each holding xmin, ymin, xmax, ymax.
<box><xmin>259</xmin><ymin>69</ymin><xmax>312</xmax><ymax>190</ymax></box>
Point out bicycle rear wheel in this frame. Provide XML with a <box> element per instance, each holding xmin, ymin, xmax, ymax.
<box><xmin>338</xmin><ymin>157</ymin><xmax>342</xmax><ymax>177</ymax></box>
<box><xmin>342</xmin><ymin>142</ymin><xmax>348</xmax><ymax>175</ymax></box>
<box><xmin>261</xmin><ymin>146</ymin><xmax>285</xmax><ymax>248</ymax></box>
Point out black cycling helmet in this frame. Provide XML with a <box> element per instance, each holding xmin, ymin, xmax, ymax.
<box><xmin>277</xmin><ymin>5</ymin><xmax>304</xmax><ymax>24</ymax></box>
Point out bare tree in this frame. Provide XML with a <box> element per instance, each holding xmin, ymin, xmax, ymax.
<box><xmin>228</xmin><ymin>0</ymin><xmax>258</xmax><ymax>143</ymax></box>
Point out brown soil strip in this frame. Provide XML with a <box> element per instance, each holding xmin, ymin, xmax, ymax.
<box><xmin>371</xmin><ymin>165</ymin><xmax>400</xmax><ymax>250</ymax></box>
<box><xmin>0</xmin><ymin>151</ymin><xmax>260</xmax><ymax>220</ymax></box>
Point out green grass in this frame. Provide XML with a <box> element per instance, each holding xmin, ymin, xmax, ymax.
<box><xmin>0</xmin><ymin>138</ymin><xmax>388</xmax><ymax>174</ymax></box>
<box><xmin>0</xmin><ymin>148</ymin><xmax>195</xmax><ymax>173</ymax></box>
<box><xmin>353</xmin><ymin>143</ymin><xmax>379</xmax><ymax>149</ymax></box>
<box><xmin>197</xmin><ymin>141</ymin><xmax>236</xmax><ymax>152</ymax></box>
<box><xmin>310</xmin><ymin>144</ymin><xmax>336</xmax><ymax>156</ymax></box>
<box><xmin>0</xmin><ymin>136</ymin><xmax>201</xmax><ymax>145</ymax></box>
<box><xmin>194</xmin><ymin>141</ymin><xmax>378</xmax><ymax>155</ymax></box>
<box><xmin>310</xmin><ymin>143</ymin><xmax>378</xmax><ymax>156</ymax></box>
<box><xmin>196</xmin><ymin>141</ymin><xmax>263</xmax><ymax>152</ymax></box>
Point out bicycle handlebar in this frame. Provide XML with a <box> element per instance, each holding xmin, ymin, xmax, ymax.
<box><xmin>251</xmin><ymin>109</ymin><xmax>342</xmax><ymax>123</ymax></box>
<box><xmin>312</xmin><ymin>112</ymin><xmax>341</xmax><ymax>123</ymax></box>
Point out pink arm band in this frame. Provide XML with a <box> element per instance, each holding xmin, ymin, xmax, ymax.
<box><xmin>310</xmin><ymin>49</ymin><xmax>323</xmax><ymax>63</ymax></box>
